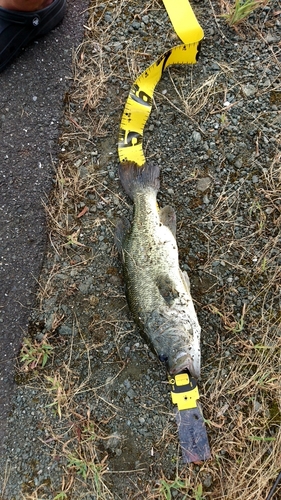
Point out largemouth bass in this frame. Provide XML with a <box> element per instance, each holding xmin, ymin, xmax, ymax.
<box><xmin>116</xmin><ymin>161</ymin><xmax>201</xmax><ymax>378</ymax></box>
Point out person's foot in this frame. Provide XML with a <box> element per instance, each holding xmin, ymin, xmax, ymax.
<box><xmin>0</xmin><ymin>0</ymin><xmax>66</xmax><ymax>72</ymax></box>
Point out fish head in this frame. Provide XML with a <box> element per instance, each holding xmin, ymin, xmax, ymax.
<box><xmin>146</xmin><ymin>310</ymin><xmax>201</xmax><ymax>379</ymax></box>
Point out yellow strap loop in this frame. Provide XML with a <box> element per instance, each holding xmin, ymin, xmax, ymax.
<box><xmin>162</xmin><ymin>0</ymin><xmax>204</xmax><ymax>44</ymax></box>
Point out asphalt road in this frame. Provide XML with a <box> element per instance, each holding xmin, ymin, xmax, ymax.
<box><xmin>0</xmin><ymin>0</ymin><xmax>88</xmax><ymax>448</ymax></box>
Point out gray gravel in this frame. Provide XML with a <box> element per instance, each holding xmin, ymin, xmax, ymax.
<box><xmin>0</xmin><ymin>0</ymin><xmax>280</xmax><ymax>499</ymax></box>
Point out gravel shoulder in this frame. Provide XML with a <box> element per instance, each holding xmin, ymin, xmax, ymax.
<box><xmin>0</xmin><ymin>1</ymin><xmax>280</xmax><ymax>499</ymax></box>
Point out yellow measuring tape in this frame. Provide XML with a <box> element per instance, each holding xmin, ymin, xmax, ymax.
<box><xmin>169</xmin><ymin>372</ymin><xmax>199</xmax><ymax>411</ymax></box>
<box><xmin>118</xmin><ymin>0</ymin><xmax>204</xmax><ymax>166</ymax></box>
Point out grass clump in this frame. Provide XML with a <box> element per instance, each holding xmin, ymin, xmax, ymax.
<box><xmin>19</xmin><ymin>336</ymin><xmax>54</xmax><ymax>371</ymax></box>
<box><xmin>149</xmin><ymin>476</ymin><xmax>205</xmax><ymax>500</ymax></box>
<box><xmin>220</xmin><ymin>0</ymin><xmax>270</xmax><ymax>26</ymax></box>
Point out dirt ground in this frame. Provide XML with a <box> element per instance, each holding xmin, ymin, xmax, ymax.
<box><xmin>0</xmin><ymin>1</ymin><xmax>280</xmax><ymax>499</ymax></box>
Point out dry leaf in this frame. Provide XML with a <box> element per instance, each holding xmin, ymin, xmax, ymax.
<box><xmin>77</xmin><ymin>206</ymin><xmax>89</xmax><ymax>218</ymax></box>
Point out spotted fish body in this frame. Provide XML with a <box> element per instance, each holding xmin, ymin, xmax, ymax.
<box><xmin>116</xmin><ymin>161</ymin><xmax>201</xmax><ymax>378</ymax></box>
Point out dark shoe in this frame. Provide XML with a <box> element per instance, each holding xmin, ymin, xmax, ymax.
<box><xmin>0</xmin><ymin>0</ymin><xmax>66</xmax><ymax>72</ymax></box>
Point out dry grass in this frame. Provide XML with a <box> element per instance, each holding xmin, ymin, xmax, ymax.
<box><xmin>42</xmin><ymin>409</ymin><xmax>112</xmax><ymax>499</ymax></box>
<box><xmin>203</xmin><ymin>328</ymin><xmax>280</xmax><ymax>499</ymax></box>
<box><xmin>12</xmin><ymin>0</ymin><xmax>281</xmax><ymax>499</ymax></box>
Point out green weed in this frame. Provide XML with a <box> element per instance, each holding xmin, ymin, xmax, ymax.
<box><xmin>221</xmin><ymin>0</ymin><xmax>269</xmax><ymax>26</ymax></box>
<box><xmin>248</xmin><ymin>436</ymin><xmax>276</xmax><ymax>442</ymax></box>
<box><xmin>66</xmin><ymin>453</ymin><xmax>107</xmax><ymax>497</ymax></box>
<box><xmin>19</xmin><ymin>337</ymin><xmax>53</xmax><ymax>371</ymax></box>
<box><xmin>194</xmin><ymin>483</ymin><xmax>204</xmax><ymax>500</ymax></box>
<box><xmin>67</xmin><ymin>456</ymin><xmax>88</xmax><ymax>480</ymax></box>
<box><xmin>154</xmin><ymin>477</ymin><xmax>205</xmax><ymax>500</ymax></box>
<box><xmin>53</xmin><ymin>493</ymin><xmax>68</xmax><ymax>500</ymax></box>
<box><xmin>158</xmin><ymin>477</ymin><xmax>188</xmax><ymax>500</ymax></box>
<box><xmin>261</xmin><ymin>256</ymin><xmax>267</xmax><ymax>272</ymax></box>
<box><xmin>45</xmin><ymin>374</ymin><xmax>66</xmax><ymax>419</ymax></box>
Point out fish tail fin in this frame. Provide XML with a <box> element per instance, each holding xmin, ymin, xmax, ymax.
<box><xmin>119</xmin><ymin>161</ymin><xmax>160</xmax><ymax>200</ymax></box>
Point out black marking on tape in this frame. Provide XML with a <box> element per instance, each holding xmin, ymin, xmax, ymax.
<box><xmin>130</xmin><ymin>84</ymin><xmax>153</xmax><ymax>107</ymax></box>
<box><xmin>119</xmin><ymin>129</ymin><xmax>143</xmax><ymax>149</ymax></box>
<box><xmin>156</xmin><ymin>49</ymin><xmax>172</xmax><ymax>76</ymax></box>
<box><xmin>196</xmin><ymin>41</ymin><xmax>202</xmax><ymax>62</ymax></box>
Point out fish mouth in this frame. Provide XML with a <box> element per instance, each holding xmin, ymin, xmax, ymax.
<box><xmin>169</xmin><ymin>351</ymin><xmax>200</xmax><ymax>379</ymax></box>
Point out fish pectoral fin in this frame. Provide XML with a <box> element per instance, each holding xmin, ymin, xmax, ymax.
<box><xmin>156</xmin><ymin>274</ymin><xmax>179</xmax><ymax>305</ymax></box>
<box><xmin>159</xmin><ymin>205</ymin><xmax>176</xmax><ymax>238</ymax></box>
<box><xmin>114</xmin><ymin>217</ymin><xmax>131</xmax><ymax>256</ymax></box>
<box><xmin>180</xmin><ymin>269</ymin><xmax>191</xmax><ymax>293</ymax></box>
